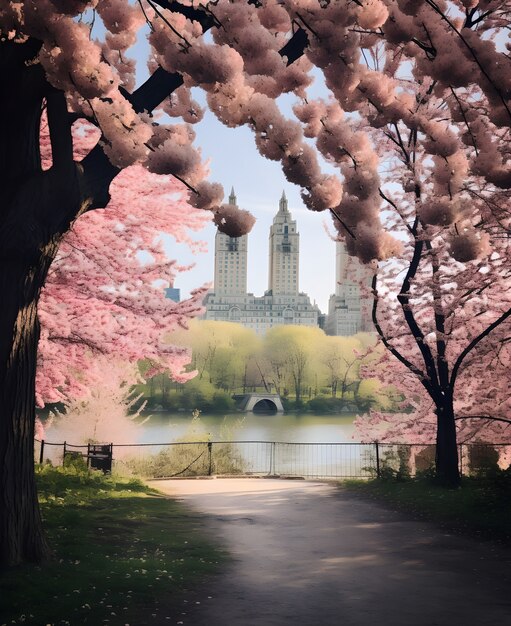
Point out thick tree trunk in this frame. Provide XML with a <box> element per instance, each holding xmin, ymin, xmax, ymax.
<box><xmin>435</xmin><ymin>396</ymin><xmax>460</xmax><ymax>487</ymax></box>
<box><xmin>0</xmin><ymin>168</ymin><xmax>92</xmax><ymax>566</ymax></box>
<box><xmin>0</xmin><ymin>43</ymin><xmax>52</xmax><ymax>566</ymax></box>
<box><xmin>0</xmin><ymin>258</ymin><xmax>57</xmax><ymax>565</ymax></box>
<box><xmin>0</xmin><ymin>75</ymin><xmax>88</xmax><ymax>565</ymax></box>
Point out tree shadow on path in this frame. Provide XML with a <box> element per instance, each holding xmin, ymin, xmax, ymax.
<box><xmin>155</xmin><ymin>479</ymin><xmax>511</xmax><ymax>626</ymax></box>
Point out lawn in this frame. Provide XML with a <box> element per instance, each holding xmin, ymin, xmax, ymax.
<box><xmin>0</xmin><ymin>466</ymin><xmax>226</xmax><ymax>625</ymax></box>
<box><xmin>344</xmin><ymin>474</ymin><xmax>511</xmax><ymax>542</ymax></box>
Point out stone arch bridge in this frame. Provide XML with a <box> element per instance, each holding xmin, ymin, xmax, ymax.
<box><xmin>233</xmin><ymin>393</ymin><xmax>284</xmax><ymax>413</ymax></box>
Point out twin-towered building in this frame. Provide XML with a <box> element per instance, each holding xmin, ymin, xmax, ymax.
<box><xmin>202</xmin><ymin>189</ymin><xmax>373</xmax><ymax>336</ymax></box>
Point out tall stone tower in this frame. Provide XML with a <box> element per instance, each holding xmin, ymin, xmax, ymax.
<box><xmin>268</xmin><ymin>191</ymin><xmax>299</xmax><ymax>295</ymax></box>
<box><xmin>335</xmin><ymin>241</ymin><xmax>374</xmax><ymax>296</ymax></box>
<box><xmin>213</xmin><ymin>187</ymin><xmax>248</xmax><ymax>295</ymax></box>
<box><xmin>325</xmin><ymin>241</ymin><xmax>374</xmax><ymax>335</ymax></box>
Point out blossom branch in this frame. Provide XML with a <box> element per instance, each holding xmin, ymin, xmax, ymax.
<box><xmin>451</xmin><ymin>306</ymin><xmax>511</xmax><ymax>389</ymax></box>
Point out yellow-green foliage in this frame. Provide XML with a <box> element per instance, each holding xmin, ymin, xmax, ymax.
<box><xmin>149</xmin><ymin>321</ymin><xmax>393</xmax><ymax>410</ymax></box>
<box><xmin>357</xmin><ymin>378</ymin><xmax>392</xmax><ymax>409</ymax></box>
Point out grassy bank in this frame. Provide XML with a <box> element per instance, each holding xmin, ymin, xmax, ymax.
<box><xmin>344</xmin><ymin>475</ymin><xmax>511</xmax><ymax>542</ymax></box>
<box><xmin>0</xmin><ymin>466</ymin><xmax>226</xmax><ymax>625</ymax></box>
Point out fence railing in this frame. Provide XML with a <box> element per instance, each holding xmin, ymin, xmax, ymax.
<box><xmin>34</xmin><ymin>439</ymin><xmax>511</xmax><ymax>480</ymax></box>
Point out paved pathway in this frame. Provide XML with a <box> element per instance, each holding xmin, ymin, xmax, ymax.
<box><xmin>154</xmin><ymin>478</ymin><xmax>511</xmax><ymax>626</ymax></box>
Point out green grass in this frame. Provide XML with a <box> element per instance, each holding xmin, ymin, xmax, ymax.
<box><xmin>0</xmin><ymin>466</ymin><xmax>227</xmax><ymax>625</ymax></box>
<box><xmin>344</xmin><ymin>475</ymin><xmax>511</xmax><ymax>542</ymax></box>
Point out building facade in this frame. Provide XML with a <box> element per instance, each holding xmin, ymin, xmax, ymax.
<box><xmin>203</xmin><ymin>191</ymin><xmax>320</xmax><ymax>334</ymax></box>
<box><xmin>164</xmin><ymin>287</ymin><xmax>180</xmax><ymax>302</ymax></box>
<box><xmin>213</xmin><ymin>188</ymin><xmax>248</xmax><ymax>296</ymax></box>
<box><xmin>324</xmin><ymin>241</ymin><xmax>374</xmax><ymax>336</ymax></box>
<box><xmin>268</xmin><ymin>192</ymin><xmax>299</xmax><ymax>296</ymax></box>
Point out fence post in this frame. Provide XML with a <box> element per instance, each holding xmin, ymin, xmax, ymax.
<box><xmin>375</xmin><ymin>441</ymin><xmax>381</xmax><ymax>479</ymax></box>
<box><xmin>87</xmin><ymin>442</ymin><xmax>91</xmax><ymax>469</ymax></box>
<box><xmin>207</xmin><ymin>442</ymin><xmax>213</xmax><ymax>476</ymax></box>
<box><xmin>39</xmin><ymin>440</ymin><xmax>45</xmax><ymax>465</ymax></box>
<box><xmin>63</xmin><ymin>441</ymin><xmax>67</xmax><ymax>466</ymax></box>
<box><xmin>269</xmin><ymin>442</ymin><xmax>275</xmax><ymax>476</ymax></box>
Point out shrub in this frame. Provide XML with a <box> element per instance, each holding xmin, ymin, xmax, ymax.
<box><xmin>414</xmin><ymin>446</ymin><xmax>436</xmax><ymax>473</ymax></box>
<box><xmin>468</xmin><ymin>444</ymin><xmax>499</xmax><ymax>477</ymax></box>
<box><xmin>125</xmin><ymin>411</ymin><xmax>245</xmax><ymax>478</ymax></box>
<box><xmin>306</xmin><ymin>397</ymin><xmax>332</xmax><ymax>413</ymax></box>
<box><xmin>210</xmin><ymin>392</ymin><xmax>236</xmax><ymax>412</ymax></box>
<box><xmin>363</xmin><ymin>445</ymin><xmax>412</xmax><ymax>481</ymax></box>
<box><xmin>63</xmin><ymin>451</ymin><xmax>88</xmax><ymax>472</ymax></box>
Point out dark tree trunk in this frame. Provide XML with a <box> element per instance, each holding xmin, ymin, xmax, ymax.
<box><xmin>0</xmin><ymin>41</ymin><xmax>96</xmax><ymax>566</ymax></box>
<box><xmin>0</xmin><ymin>162</ymin><xmax>86</xmax><ymax>566</ymax></box>
<box><xmin>435</xmin><ymin>396</ymin><xmax>460</xmax><ymax>487</ymax></box>
<box><xmin>0</xmin><ymin>256</ymin><xmax>58</xmax><ymax>564</ymax></box>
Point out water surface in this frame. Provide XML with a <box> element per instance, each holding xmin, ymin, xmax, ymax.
<box><xmin>135</xmin><ymin>411</ymin><xmax>358</xmax><ymax>444</ymax></box>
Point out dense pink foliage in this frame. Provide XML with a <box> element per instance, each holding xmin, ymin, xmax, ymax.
<box><xmin>2</xmin><ymin>1</ymin><xmax>509</xmax><ymax>261</ymax></box>
<box><xmin>36</xmin><ymin>117</ymin><xmax>210</xmax><ymax>406</ymax></box>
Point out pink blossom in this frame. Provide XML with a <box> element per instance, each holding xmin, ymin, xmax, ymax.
<box><xmin>213</xmin><ymin>204</ymin><xmax>256</xmax><ymax>237</ymax></box>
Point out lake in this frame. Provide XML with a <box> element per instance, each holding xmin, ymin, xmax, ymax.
<box><xmin>39</xmin><ymin>411</ymin><xmax>366</xmax><ymax>479</ymax></box>
<box><xmin>135</xmin><ymin>411</ymin><xmax>359</xmax><ymax>444</ymax></box>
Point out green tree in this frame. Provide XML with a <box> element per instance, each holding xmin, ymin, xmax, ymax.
<box><xmin>263</xmin><ymin>326</ymin><xmax>324</xmax><ymax>404</ymax></box>
<box><xmin>320</xmin><ymin>336</ymin><xmax>361</xmax><ymax>401</ymax></box>
<box><xmin>171</xmin><ymin>320</ymin><xmax>258</xmax><ymax>393</ymax></box>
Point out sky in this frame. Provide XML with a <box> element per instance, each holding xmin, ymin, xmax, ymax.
<box><xmin>162</xmin><ymin>106</ymin><xmax>338</xmax><ymax>313</ymax></box>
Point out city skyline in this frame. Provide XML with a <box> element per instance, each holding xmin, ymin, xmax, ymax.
<box><xmin>202</xmin><ymin>191</ymin><xmax>320</xmax><ymax>334</ymax></box>
<box><xmin>161</xmin><ymin>179</ymin><xmax>337</xmax><ymax>312</ymax></box>
<box><xmin>129</xmin><ymin>21</ymin><xmax>339</xmax><ymax>313</ymax></box>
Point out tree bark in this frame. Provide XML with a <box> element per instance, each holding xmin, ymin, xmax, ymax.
<box><xmin>435</xmin><ymin>396</ymin><xmax>460</xmax><ymax>487</ymax></box>
<box><xmin>0</xmin><ymin>162</ymin><xmax>105</xmax><ymax>565</ymax></box>
<box><xmin>0</xmin><ymin>257</ymin><xmax>57</xmax><ymax>564</ymax></box>
<box><xmin>0</xmin><ymin>42</ymin><xmax>94</xmax><ymax>566</ymax></box>
<box><xmin>0</xmin><ymin>159</ymin><xmax>86</xmax><ymax>567</ymax></box>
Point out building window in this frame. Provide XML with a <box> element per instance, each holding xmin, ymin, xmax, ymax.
<box><xmin>283</xmin><ymin>308</ymin><xmax>294</xmax><ymax>322</ymax></box>
<box><xmin>228</xmin><ymin>237</ymin><xmax>239</xmax><ymax>252</ymax></box>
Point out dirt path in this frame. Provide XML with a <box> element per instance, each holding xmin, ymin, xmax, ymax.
<box><xmin>154</xmin><ymin>478</ymin><xmax>511</xmax><ymax>626</ymax></box>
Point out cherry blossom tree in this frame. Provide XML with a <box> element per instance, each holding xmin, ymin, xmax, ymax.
<box><xmin>38</xmin><ymin>130</ymin><xmax>210</xmax><ymax>407</ymax></box>
<box><xmin>36</xmin><ymin>163</ymin><xmax>210</xmax><ymax>463</ymax></box>
<box><xmin>327</xmin><ymin>1</ymin><xmax>511</xmax><ymax>485</ymax></box>
<box><xmin>1</xmin><ymin>0</ymin><xmax>510</xmax><ymax>565</ymax></box>
<box><xmin>39</xmin><ymin>359</ymin><xmax>147</xmax><ymax>453</ymax></box>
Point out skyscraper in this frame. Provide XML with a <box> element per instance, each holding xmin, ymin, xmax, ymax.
<box><xmin>268</xmin><ymin>191</ymin><xmax>299</xmax><ymax>296</ymax></box>
<box><xmin>325</xmin><ymin>241</ymin><xmax>374</xmax><ymax>336</ymax></box>
<box><xmin>213</xmin><ymin>188</ymin><xmax>248</xmax><ymax>296</ymax></box>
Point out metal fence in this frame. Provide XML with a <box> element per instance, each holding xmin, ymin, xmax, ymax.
<box><xmin>34</xmin><ymin>439</ymin><xmax>511</xmax><ymax>480</ymax></box>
